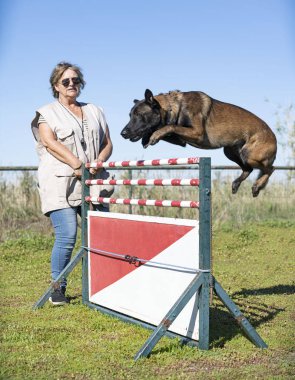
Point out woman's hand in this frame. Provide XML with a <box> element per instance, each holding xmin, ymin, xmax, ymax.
<box><xmin>39</xmin><ymin>123</ymin><xmax>83</xmax><ymax>175</ymax></box>
<box><xmin>73</xmin><ymin>163</ymin><xmax>83</xmax><ymax>178</ymax></box>
<box><xmin>89</xmin><ymin>159</ymin><xmax>104</xmax><ymax>175</ymax></box>
<box><xmin>89</xmin><ymin>126</ymin><xmax>113</xmax><ymax>175</ymax></box>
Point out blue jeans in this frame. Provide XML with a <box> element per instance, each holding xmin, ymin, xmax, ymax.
<box><xmin>49</xmin><ymin>207</ymin><xmax>80</xmax><ymax>290</ymax></box>
<box><xmin>49</xmin><ymin>205</ymin><xmax>109</xmax><ymax>290</ymax></box>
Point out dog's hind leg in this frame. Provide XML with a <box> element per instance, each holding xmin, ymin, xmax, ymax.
<box><xmin>224</xmin><ymin>146</ymin><xmax>253</xmax><ymax>194</ymax></box>
<box><xmin>232</xmin><ymin>167</ymin><xmax>253</xmax><ymax>194</ymax></box>
<box><xmin>242</xmin><ymin>139</ymin><xmax>276</xmax><ymax>197</ymax></box>
<box><xmin>251</xmin><ymin>166</ymin><xmax>275</xmax><ymax>197</ymax></box>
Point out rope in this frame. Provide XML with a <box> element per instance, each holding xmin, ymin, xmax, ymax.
<box><xmin>82</xmin><ymin>246</ymin><xmax>210</xmax><ymax>274</ymax></box>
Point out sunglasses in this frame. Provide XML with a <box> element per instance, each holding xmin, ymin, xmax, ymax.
<box><xmin>60</xmin><ymin>77</ymin><xmax>81</xmax><ymax>87</ymax></box>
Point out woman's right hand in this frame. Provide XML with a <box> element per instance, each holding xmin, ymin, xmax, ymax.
<box><xmin>73</xmin><ymin>162</ymin><xmax>82</xmax><ymax>178</ymax></box>
<box><xmin>39</xmin><ymin>123</ymin><xmax>84</xmax><ymax>176</ymax></box>
<box><xmin>73</xmin><ymin>168</ymin><xmax>82</xmax><ymax>178</ymax></box>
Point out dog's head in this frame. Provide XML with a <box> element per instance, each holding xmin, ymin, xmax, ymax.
<box><xmin>121</xmin><ymin>89</ymin><xmax>162</xmax><ymax>147</ymax></box>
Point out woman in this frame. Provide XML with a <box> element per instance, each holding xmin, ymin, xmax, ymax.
<box><xmin>31</xmin><ymin>62</ymin><xmax>113</xmax><ymax>306</ymax></box>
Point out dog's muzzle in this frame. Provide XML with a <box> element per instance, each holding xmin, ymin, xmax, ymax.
<box><xmin>121</xmin><ymin>125</ymin><xmax>143</xmax><ymax>142</ymax></box>
<box><xmin>120</xmin><ymin>126</ymin><xmax>130</xmax><ymax>139</ymax></box>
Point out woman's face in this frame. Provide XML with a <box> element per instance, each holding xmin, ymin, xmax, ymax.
<box><xmin>54</xmin><ymin>68</ymin><xmax>81</xmax><ymax>100</ymax></box>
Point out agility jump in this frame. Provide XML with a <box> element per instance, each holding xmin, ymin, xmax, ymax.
<box><xmin>33</xmin><ymin>157</ymin><xmax>267</xmax><ymax>360</ymax></box>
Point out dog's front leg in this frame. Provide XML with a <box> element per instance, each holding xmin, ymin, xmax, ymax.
<box><xmin>147</xmin><ymin>126</ymin><xmax>175</xmax><ymax>146</ymax></box>
<box><xmin>148</xmin><ymin>124</ymin><xmax>204</xmax><ymax>148</ymax></box>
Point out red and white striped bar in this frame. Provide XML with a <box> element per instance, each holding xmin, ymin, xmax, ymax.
<box><xmin>85</xmin><ymin>178</ymin><xmax>200</xmax><ymax>186</ymax></box>
<box><xmin>86</xmin><ymin>157</ymin><xmax>200</xmax><ymax>169</ymax></box>
<box><xmin>85</xmin><ymin>196</ymin><xmax>199</xmax><ymax>208</ymax></box>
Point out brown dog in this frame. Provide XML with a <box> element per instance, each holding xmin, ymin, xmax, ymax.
<box><xmin>121</xmin><ymin>89</ymin><xmax>277</xmax><ymax>197</ymax></box>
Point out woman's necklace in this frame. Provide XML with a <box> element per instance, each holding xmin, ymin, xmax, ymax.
<box><xmin>58</xmin><ymin>101</ymin><xmax>86</xmax><ymax>147</ymax></box>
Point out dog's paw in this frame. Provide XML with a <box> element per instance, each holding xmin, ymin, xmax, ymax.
<box><xmin>148</xmin><ymin>131</ymin><xmax>162</xmax><ymax>146</ymax></box>
<box><xmin>232</xmin><ymin>179</ymin><xmax>240</xmax><ymax>194</ymax></box>
<box><xmin>148</xmin><ymin>138</ymin><xmax>158</xmax><ymax>146</ymax></box>
<box><xmin>252</xmin><ymin>185</ymin><xmax>260</xmax><ymax>197</ymax></box>
<box><xmin>143</xmin><ymin>140</ymin><xmax>154</xmax><ymax>149</ymax></box>
<box><xmin>142</xmin><ymin>134</ymin><xmax>152</xmax><ymax>149</ymax></box>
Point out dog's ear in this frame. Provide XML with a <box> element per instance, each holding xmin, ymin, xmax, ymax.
<box><xmin>145</xmin><ymin>89</ymin><xmax>160</xmax><ymax>109</ymax></box>
<box><xmin>133</xmin><ymin>99</ymin><xmax>139</xmax><ymax>104</ymax></box>
<box><xmin>144</xmin><ymin>89</ymin><xmax>154</xmax><ymax>104</ymax></box>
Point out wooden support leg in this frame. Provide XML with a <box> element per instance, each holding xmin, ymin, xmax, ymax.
<box><xmin>32</xmin><ymin>248</ymin><xmax>85</xmax><ymax>310</ymax></box>
<box><xmin>198</xmin><ymin>272</ymin><xmax>210</xmax><ymax>349</ymax></box>
<box><xmin>214</xmin><ymin>277</ymin><xmax>268</xmax><ymax>348</ymax></box>
<box><xmin>134</xmin><ymin>272</ymin><xmax>204</xmax><ymax>361</ymax></box>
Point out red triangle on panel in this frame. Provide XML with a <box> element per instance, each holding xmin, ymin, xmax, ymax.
<box><xmin>89</xmin><ymin>216</ymin><xmax>194</xmax><ymax>295</ymax></box>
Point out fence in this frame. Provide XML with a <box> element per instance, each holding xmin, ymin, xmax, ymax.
<box><xmin>1</xmin><ymin>165</ymin><xmax>294</xmax><ymax>239</ymax></box>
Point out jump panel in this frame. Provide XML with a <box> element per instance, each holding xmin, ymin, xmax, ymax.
<box><xmin>87</xmin><ymin>211</ymin><xmax>200</xmax><ymax>340</ymax></box>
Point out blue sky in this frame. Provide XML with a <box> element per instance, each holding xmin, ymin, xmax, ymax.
<box><xmin>0</xmin><ymin>0</ymin><xmax>294</xmax><ymax>166</ymax></box>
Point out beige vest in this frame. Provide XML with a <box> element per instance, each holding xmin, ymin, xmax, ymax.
<box><xmin>31</xmin><ymin>101</ymin><xmax>108</xmax><ymax>215</ymax></box>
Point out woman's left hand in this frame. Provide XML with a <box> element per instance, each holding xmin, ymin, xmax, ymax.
<box><xmin>89</xmin><ymin>159</ymin><xmax>104</xmax><ymax>175</ymax></box>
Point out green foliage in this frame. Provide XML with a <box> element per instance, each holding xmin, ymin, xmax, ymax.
<box><xmin>110</xmin><ymin>169</ymin><xmax>295</xmax><ymax>230</ymax></box>
<box><xmin>0</xmin><ymin>224</ymin><xmax>294</xmax><ymax>379</ymax></box>
<box><xmin>0</xmin><ymin>171</ymin><xmax>51</xmax><ymax>242</ymax></box>
<box><xmin>1</xmin><ymin>169</ymin><xmax>295</xmax><ymax>242</ymax></box>
<box><xmin>273</xmin><ymin>104</ymin><xmax>295</xmax><ymax>167</ymax></box>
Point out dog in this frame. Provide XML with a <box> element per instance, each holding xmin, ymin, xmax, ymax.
<box><xmin>121</xmin><ymin>89</ymin><xmax>277</xmax><ymax>197</ymax></box>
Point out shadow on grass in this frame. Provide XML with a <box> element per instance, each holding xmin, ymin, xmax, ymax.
<box><xmin>67</xmin><ymin>294</ymin><xmax>80</xmax><ymax>303</ymax></box>
<box><xmin>209</xmin><ymin>284</ymin><xmax>290</xmax><ymax>348</ymax></box>
<box><xmin>151</xmin><ymin>285</ymin><xmax>288</xmax><ymax>355</ymax></box>
<box><xmin>231</xmin><ymin>284</ymin><xmax>295</xmax><ymax>297</ymax></box>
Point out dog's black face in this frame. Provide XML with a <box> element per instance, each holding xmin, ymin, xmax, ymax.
<box><xmin>121</xmin><ymin>89</ymin><xmax>161</xmax><ymax>147</ymax></box>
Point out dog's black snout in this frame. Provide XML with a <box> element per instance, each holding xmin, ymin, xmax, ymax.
<box><xmin>121</xmin><ymin>126</ymin><xmax>129</xmax><ymax>138</ymax></box>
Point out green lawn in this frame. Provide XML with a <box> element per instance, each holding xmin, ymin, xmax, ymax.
<box><xmin>1</xmin><ymin>222</ymin><xmax>294</xmax><ymax>379</ymax></box>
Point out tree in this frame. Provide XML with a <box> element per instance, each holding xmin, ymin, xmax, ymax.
<box><xmin>274</xmin><ymin>104</ymin><xmax>295</xmax><ymax>166</ymax></box>
<box><xmin>271</xmin><ymin>103</ymin><xmax>295</xmax><ymax>182</ymax></box>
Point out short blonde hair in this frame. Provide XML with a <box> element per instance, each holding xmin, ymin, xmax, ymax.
<box><xmin>50</xmin><ymin>61</ymin><xmax>86</xmax><ymax>98</ymax></box>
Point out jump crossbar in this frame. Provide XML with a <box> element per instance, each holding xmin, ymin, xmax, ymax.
<box><xmin>85</xmin><ymin>178</ymin><xmax>200</xmax><ymax>186</ymax></box>
<box><xmin>86</xmin><ymin>157</ymin><xmax>200</xmax><ymax>169</ymax></box>
<box><xmin>85</xmin><ymin>196</ymin><xmax>199</xmax><ymax>208</ymax></box>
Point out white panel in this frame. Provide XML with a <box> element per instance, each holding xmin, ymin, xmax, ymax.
<box><xmin>89</xmin><ymin>219</ymin><xmax>199</xmax><ymax>339</ymax></box>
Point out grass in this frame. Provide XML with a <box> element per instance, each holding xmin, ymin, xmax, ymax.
<box><xmin>1</xmin><ymin>222</ymin><xmax>294</xmax><ymax>379</ymax></box>
<box><xmin>0</xmin><ymin>170</ymin><xmax>294</xmax><ymax>378</ymax></box>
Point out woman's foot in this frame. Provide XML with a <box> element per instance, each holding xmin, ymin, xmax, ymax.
<box><xmin>49</xmin><ymin>287</ymin><xmax>68</xmax><ymax>306</ymax></box>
